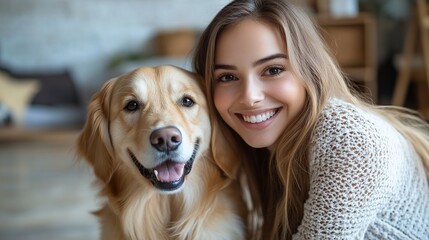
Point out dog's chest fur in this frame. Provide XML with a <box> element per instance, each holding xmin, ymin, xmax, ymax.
<box><xmin>98</xmin><ymin>155</ymin><xmax>241</xmax><ymax>240</ymax></box>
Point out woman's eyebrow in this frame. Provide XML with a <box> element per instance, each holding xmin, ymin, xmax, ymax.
<box><xmin>253</xmin><ymin>53</ymin><xmax>288</xmax><ymax>66</ymax></box>
<box><xmin>214</xmin><ymin>53</ymin><xmax>288</xmax><ymax>70</ymax></box>
<box><xmin>214</xmin><ymin>64</ymin><xmax>237</xmax><ymax>70</ymax></box>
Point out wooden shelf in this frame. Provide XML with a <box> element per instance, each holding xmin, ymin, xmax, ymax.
<box><xmin>0</xmin><ymin>127</ymin><xmax>79</xmax><ymax>142</ymax></box>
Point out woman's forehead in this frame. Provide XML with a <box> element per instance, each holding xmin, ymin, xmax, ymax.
<box><xmin>215</xmin><ymin>19</ymin><xmax>287</xmax><ymax>62</ymax></box>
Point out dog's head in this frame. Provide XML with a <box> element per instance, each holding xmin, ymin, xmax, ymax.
<box><xmin>77</xmin><ymin>65</ymin><xmax>222</xmax><ymax>193</ymax></box>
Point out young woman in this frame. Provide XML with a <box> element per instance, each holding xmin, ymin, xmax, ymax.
<box><xmin>192</xmin><ymin>0</ymin><xmax>429</xmax><ymax>239</ymax></box>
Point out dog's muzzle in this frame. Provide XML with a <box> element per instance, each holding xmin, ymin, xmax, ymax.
<box><xmin>127</xmin><ymin>139</ymin><xmax>199</xmax><ymax>191</ymax></box>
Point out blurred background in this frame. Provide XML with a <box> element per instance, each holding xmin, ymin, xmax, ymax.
<box><xmin>0</xmin><ymin>0</ymin><xmax>428</xmax><ymax>239</ymax></box>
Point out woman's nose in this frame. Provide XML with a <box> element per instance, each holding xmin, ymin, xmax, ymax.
<box><xmin>239</xmin><ymin>76</ymin><xmax>264</xmax><ymax>106</ymax></box>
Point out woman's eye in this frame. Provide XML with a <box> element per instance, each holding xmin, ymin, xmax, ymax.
<box><xmin>217</xmin><ymin>74</ymin><xmax>237</xmax><ymax>82</ymax></box>
<box><xmin>264</xmin><ymin>67</ymin><xmax>284</xmax><ymax>76</ymax></box>
<box><xmin>180</xmin><ymin>96</ymin><xmax>194</xmax><ymax>107</ymax></box>
<box><xmin>124</xmin><ymin>100</ymin><xmax>140</xmax><ymax>112</ymax></box>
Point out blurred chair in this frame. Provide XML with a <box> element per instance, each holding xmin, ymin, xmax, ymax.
<box><xmin>392</xmin><ymin>0</ymin><xmax>429</xmax><ymax>118</ymax></box>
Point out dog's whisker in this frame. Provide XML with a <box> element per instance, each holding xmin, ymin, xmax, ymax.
<box><xmin>136</xmin><ymin>128</ymin><xmax>151</xmax><ymax>134</ymax></box>
<box><xmin>185</xmin><ymin>140</ymin><xmax>200</xmax><ymax>175</ymax></box>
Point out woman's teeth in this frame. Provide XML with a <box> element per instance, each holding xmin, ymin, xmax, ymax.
<box><xmin>242</xmin><ymin>110</ymin><xmax>276</xmax><ymax>123</ymax></box>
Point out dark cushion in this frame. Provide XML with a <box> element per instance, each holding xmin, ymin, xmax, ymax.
<box><xmin>0</xmin><ymin>65</ymin><xmax>80</xmax><ymax>106</ymax></box>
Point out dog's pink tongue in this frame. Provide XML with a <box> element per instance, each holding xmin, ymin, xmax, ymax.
<box><xmin>155</xmin><ymin>161</ymin><xmax>185</xmax><ymax>182</ymax></box>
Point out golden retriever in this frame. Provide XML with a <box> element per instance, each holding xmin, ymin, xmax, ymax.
<box><xmin>76</xmin><ymin>65</ymin><xmax>246</xmax><ymax>240</ymax></box>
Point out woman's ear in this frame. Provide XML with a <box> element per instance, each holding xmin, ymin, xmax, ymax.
<box><xmin>76</xmin><ymin>78</ymin><xmax>117</xmax><ymax>183</ymax></box>
<box><xmin>211</xmin><ymin>116</ymin><xmax>242</xmax><ymax>179</ymax></box>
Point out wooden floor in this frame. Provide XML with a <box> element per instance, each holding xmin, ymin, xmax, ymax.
<box><xmin>0</xmin><ymin>130</ymin><xmax>99</xmax><ymax>240</ymax></box>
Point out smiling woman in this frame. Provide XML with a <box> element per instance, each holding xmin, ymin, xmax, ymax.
<box><xmin>213</xmin><ymin>19</ymin><xmax>306</xmax><ymax>148</ymax></box>
<box><xmin>193</xmin><ymin>0</ymin><xmax>429</xmax><ymax>239</ymax></box>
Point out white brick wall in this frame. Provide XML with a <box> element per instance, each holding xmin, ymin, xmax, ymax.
<box><xmin>0</xmin><ymin>0</ymin><xmax>229</xmax><ymax>102</ymax></box>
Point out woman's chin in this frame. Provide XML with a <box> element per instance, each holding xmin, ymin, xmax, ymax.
<box><xmin>243</xmin><ymin>137</ymin><xmax>274</xmax><ymax>149</ymax></box>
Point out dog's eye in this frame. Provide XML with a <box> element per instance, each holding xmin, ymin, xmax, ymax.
<box><xmin>180</xmin><ymin>96</ymin><xmax>194</xmax><ymax>107</ymax></box>
<box><xmin>124</xmin><ymin>100</ymin><xmax>140</xmax><ymax>112</ymax></box>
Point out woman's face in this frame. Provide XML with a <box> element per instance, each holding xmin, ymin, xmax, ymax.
<box><xmin>213</xmin><ymin>19</ymin><xmax>306</xmax><ymax>148</ymax></box>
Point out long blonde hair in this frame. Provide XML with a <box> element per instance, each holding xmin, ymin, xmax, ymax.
<box><xmin>192</xmin><ymin>0</ymin><xmax>429</xmax><ymax>239</ymax></box>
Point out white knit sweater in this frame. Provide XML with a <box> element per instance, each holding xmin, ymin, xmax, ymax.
<box><xmin>294</xmin><ymin>98</ymin><xmax>429</xmax><ymax>239</ymax></box>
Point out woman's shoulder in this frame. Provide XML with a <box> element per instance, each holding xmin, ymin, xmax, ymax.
<box><xmin>309</xmin><ymin>98</ymin><xmax>402</xmax><ymax>184</ymax></box>
<box><xmin>310</xmin><ymin>98</ymin><xmax>400</xmax><ymax>161</ymax></box>
<box><xmin>313</xmin><ymin>98</ymin><xmax>381</xmax><ymax>139</ymax></box>
<box><xmin>319</xmin><ymin>98</ymin><xmax>371</xmax><ymax>123</ymax></box>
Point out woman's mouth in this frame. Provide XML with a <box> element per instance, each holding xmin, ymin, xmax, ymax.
<box><xmin>238</xmin><ymin>108</ymin><xmax>280</xmax><ymax>124</ymax></box>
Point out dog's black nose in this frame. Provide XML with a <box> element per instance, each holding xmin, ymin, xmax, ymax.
<box><xmin>150</xmin><ymin>127</ymin><xmax>182</xmax><ymax>152</ymax></box>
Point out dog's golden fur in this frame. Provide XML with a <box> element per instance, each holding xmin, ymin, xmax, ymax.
<box><xmin>77</xmin><ymin>66</ymin><xmax>246</xmax><ymax>240</ymax></box>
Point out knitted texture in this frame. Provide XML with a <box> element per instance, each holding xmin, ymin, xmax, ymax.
<box><xmin>294</xmin><ymin>98</ymin><xmax>429</xmax><ymax>239</ymax></box>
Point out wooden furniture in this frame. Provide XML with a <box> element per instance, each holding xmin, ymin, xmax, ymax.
<box><xmin>392</xmin><ymin>0</ymin><xmax>429</xmax><ymax>118</ymax></box>
<box><xmin>317</xmin><ymin>13</ymin><xmax>378</xmax><ymax>102</ymax></box>
<box><xmin>155</xmin><ymin>29</ymin><xmax>196</xmax><ymax>57</ymax></box>
<box><xmin>0</xmin><ymin>127</ymin><xmax>79</xmax><ymax>142</ymax></box>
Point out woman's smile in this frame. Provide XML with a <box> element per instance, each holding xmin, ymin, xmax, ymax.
<box><xmin>240</xmin><ymin>108</ymin><xmax>278</xmax><ymax>124</ymax></box>
<box><xmin>235</xmin><ymin>107</ymin><xmax>282</xmax><ymax>130</ymax></box>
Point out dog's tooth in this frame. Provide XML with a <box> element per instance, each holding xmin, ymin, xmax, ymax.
<box><xmin>154</xmin><ymin>170</ymin><xmax>159</xmax><ymax>181</ymax></box>
<box><xmin>178</xmin><ymin>167</ymin><xmax>184</xmax><ymax>177</ymax></box>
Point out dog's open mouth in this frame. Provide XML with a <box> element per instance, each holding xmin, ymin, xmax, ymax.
<box><xmin>127</xmin><ymin>140</ymin><xmax>199</xmax><ymax>191</ymax></box>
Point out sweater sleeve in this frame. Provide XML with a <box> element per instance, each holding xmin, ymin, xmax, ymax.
<box><xmin>293</xmin><ymin>102</ymin><xmax>393</xmax><ymax>239</ymax></box>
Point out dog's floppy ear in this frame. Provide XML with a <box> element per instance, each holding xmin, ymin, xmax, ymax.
<box><xmin>211</xmin><ymin>115</ymin><xmax>242</xmax><ymax>180</ymax></box>
<box><xmin>77</xmin><ymin>78</ymin><xmax>117</xmax><ymax>183</ymax></box>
